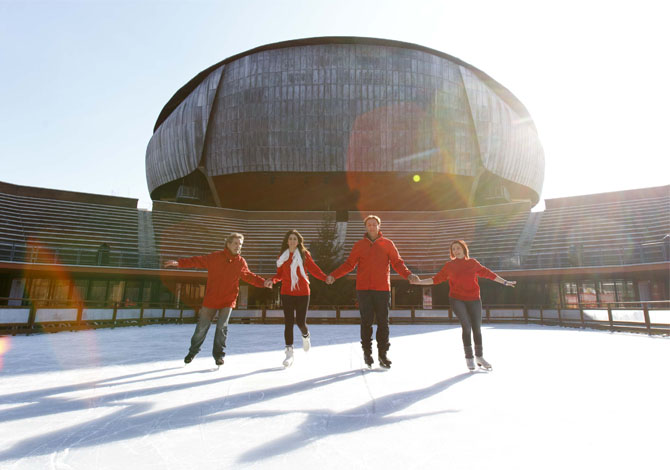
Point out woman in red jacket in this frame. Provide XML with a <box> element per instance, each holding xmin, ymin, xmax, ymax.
<box><xmin>265</xmin><ymin>230</ymin><xmax>327</xmax><ymax>367</ymax></box>
<box><xmin>411</xmin><ymin>240</ymin><xmax>516</xmax><ymax>371</ymax></box>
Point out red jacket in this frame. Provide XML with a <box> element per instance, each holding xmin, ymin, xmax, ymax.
<box><xmin>432</xmin><ymin>258</ymin><xmax>497</xmax><ymax>301</ymax></box>
<box><xmin>177</xmin><ymin>249</ymin><xmax>266</xmax><ymax>308</ymax></box>
<box><xmin>330</xmin><ymin>232</ymin><xmax>412</xmax><ymax>291</ymax></box>
<box><xmin>272</xmin><ymin>250</ymin><xmax>327</xmax><ymax>296</ymax></box>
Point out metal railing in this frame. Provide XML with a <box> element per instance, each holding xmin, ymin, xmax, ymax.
<box><xmin>1</xmin><ymin>298</ymin><xmax>667</xmax><ymax>336</ymax></box>
<box><xmin>1</xmin><ymin>240</ymin><xmax>668</xmax><ymax>272</ymax></box>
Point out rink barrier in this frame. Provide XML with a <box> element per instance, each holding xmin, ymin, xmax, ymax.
<box><xmin>0</xmin><ymin>299</ymin><xmax>667</xmax><ymax>335</ymax></box>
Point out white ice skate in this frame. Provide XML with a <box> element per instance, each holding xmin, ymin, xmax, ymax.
<box><xmin>282</xmin><ymin>346</ymin><xmax>294</xmax><ymax>367</ymax></box>
<box><xmin>302</xmin><ymin>333</ymin><xmax>311</xmax><ymax>352</ymax></box>
<box><xmin>466</xmin><ymin>357</ymin><xmax>475</xmax><ymax>371</ymax></box>
<box><xmin>476</xmin><ymin>356</ymin><xmax>492</xmax><ymax>371</ymax></box>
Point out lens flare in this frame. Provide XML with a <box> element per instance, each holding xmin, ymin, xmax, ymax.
<box><xmin>0</xmin><ymin>336</ymin><xmax>10</xmax><ymax>371</ymax></box>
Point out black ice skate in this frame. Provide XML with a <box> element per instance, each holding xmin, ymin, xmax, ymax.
<box><xmin>214</xmin><ymin>356</ymin><xmax>224</xmax><ymax>366</ymax></box>
<box><xmin>363</xmin><ymin>351</ymin><xmax>374</xmax><ymax>368</ymax></box>
<box><xmin>378</xmin><ymin>352</ymin><xmax>392</xmax><ymax>369</ymax></box>
<box><xmin>184</xmin><ymin>353</ymin><xmax>195</xmax><ymax>364</ymax></box>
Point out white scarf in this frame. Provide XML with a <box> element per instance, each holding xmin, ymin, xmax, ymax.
<box><xmin>277</xmin><ymin>249</ymin><xmax>309</xmax><ymax>291</ymax></box>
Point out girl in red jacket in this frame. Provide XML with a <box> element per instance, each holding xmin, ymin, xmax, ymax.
<box><xmin>411</xmin><ymin>240</ymin><xmax>516</xmax><ymax>371</ymax></box>
<box><xmin>265</xmin><ymin>230</ymin><xmax>327</xmax><ymax>367</ymax></box>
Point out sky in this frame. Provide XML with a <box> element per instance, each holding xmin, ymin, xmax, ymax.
<box><xmin>0</xmin><ymin>0</ymin><xmax>668</xmax><ymax>210</ymax></box>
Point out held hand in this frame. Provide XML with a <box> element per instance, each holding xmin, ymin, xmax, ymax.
<box><xmin>163</xmin><ymin>260</ymin><xmax>178</xmax><ymax>268</ymax></box>
<box><xmin>326</xmin><ymin>275</ymin><xmax>335</xmax><ymax>285</ymax></box>
<box><xmin>505</xmin><ymin>280</ymin><xmax>516</xmax><ymax>288</ymax></box>
<box><xmin>264</xmin><ymin>279</ymin><xmax>273</xmax><ymax>289</ymax></box>
<box><xmin>408</xmin><ymin>274</ymin><xmax>420</xmax><ymax>284</ymax></box>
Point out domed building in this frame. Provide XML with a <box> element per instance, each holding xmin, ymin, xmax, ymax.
<box><xmin>146</xmin><ymin>37</ymin><xmax>544</xmax><ymax>211</ymax></box>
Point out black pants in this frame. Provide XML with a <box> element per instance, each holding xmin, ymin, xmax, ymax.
<box><xmin>281</xmin><ymin>294</ymin><xmax>309</xmax><ymax>346</ymax></box>
<box><xmin>451</xmin><ymin>298</ymin><xmax>483</xmax><ymax>358</ymax></box>
<box><xmin>357</xmin><ymin>290</ymin><xmax>390</xmax><ymax>354</ymax></box>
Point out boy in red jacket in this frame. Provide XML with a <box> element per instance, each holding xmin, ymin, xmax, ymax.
<box><xmin>327</xmin><ymin>215</ymin><xmax>418</xmax><ymax>369</ymax></box>
<box><xmin>164</xmin><ymin>233</ymin><xmax>269</xmax><ymax>366</ymax></box>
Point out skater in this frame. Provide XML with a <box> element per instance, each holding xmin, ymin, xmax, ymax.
<box><xmin>326</xmin><ymin>215</ymin><xmax>419</xmax><ymax>369</ymax></box>
<box><xmin>164</xmin><ymin>233</ymin><xmax>269</xmax><ymax>366</ymax></box>
<box><xmin>410</xmin><ymin>240</ymin><xmax>516</xmax><ymax>371</ymax></box>
<box><xmin>264</xmin><ymin>230</ymin><xmax>327</xmax><ymax>367</ymax></box>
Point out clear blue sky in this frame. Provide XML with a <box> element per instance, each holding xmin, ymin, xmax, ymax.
<box><xmin>1</xmin><ymin>0</ymin><xmax>668</xmax><ymax>209</ymax></box>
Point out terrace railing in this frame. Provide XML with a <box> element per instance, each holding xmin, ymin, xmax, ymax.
<box><xmin>1</xmin><ymin>298</ymin><xmax>667</xmax><ymax>336</ymax></box>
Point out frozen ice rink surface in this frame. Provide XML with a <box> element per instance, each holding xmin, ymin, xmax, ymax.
<box><xmin>0</xmin><ymin>323</ymin><xmax>667</xmax><ymax>470</ymax></box>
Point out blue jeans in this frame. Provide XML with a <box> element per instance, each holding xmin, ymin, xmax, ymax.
<box><xmin>189</xmin><ymin>306</ymin><xmax>233</xmax><ymax>358</ymax></box>
<box><xmin>357</xmin><ymin>290</ymin><xmax>390</xmax><ymax>354</ymax></box>
<box><xmin>451</xmin><ymin>299</ymin><xmax>483</xmax><ymax>358</ymax></box>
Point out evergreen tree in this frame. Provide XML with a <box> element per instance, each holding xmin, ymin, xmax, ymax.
<box><xmin>309</xmin><ymin>213</ymin><xmax>355</xmax><ymax>306</ymax></box>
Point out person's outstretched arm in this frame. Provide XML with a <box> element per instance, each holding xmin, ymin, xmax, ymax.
<box><xmin>476</xmin><ymin>261</ymin><xmax>516</xmax><ymax>287</ymax></box>
<box><xmin>305</xmin><ymin>252</ymin><xmax>328</xmax><ymax>282</ymax></box>
<box><xmin>410</xmin><ymin>261</ymin><xmax>451</xmax><ymax>286</ymax></box>
<box><xmin>240</xmin><ymin>259</ymin><xmax>267</xmax><ymax>288</ymax></box>
<box><xmin>327</xmin><ymin>244</ymin><xmax>360</xmax><ymax>284</ymax></box>
<box><xmin>387</xmin><ymin>240</ymin><xmax>419</xmax><ymax>283</ymax></box>
<box><xmin>165</xmin><ymin>254</ymin><xmax>210</xmax><ymax>269</ymax></box>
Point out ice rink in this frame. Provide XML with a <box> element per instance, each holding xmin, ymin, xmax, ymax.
<box><xmin>0</xmin><ymin>323</ymin><xmax>667</xmax><ymax>469</ymax></box>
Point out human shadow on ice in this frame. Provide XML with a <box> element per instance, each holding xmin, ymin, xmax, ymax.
<box><xmin>237</xmin><ymin>372</ymin><xmax>472</xmax><ymax>463</ymax></box>
<box><xmin>0</xmin><ymin>368</ymin><xmax>364</xmax><ymax>461</ymax></box>
<box><xmin>0</xmin><ymin>365</ymin><xmax>280</xmax><ymax>423</ymax></box>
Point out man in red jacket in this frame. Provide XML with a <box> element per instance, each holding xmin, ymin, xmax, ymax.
<box><xmin>164</xmin><ymin>233</ymin><xmax>268</xmax><ymax>366</ymax></box>
<box><xmin>327</xmin><ymin>215</ymin><xmax>418</xmax><ymax>369</ymax></box>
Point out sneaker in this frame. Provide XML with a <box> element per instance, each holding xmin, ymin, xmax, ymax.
<box><xmin>302</xmin><ymin>333</ymin><xmax>311</xmax><ymax>352</ymax></box>
<box><xmin>466</xmin><ymin>357</ymin><xmax>475</xmax><ymax>371</ymax></box>
<box><xmin>378</xmin><ymin>352</ymin><xmax>392</xmax><ymax>369</ymax></box>
<box><xmin>363</xmin><ymin>351</ymin><xmax>374</xmax><ymax>368</ymax></box>
<box><xmin>283</xmin><ymin>346</ymin><xmax>294</xmax><ymax>367</ymax></box>
<box><xmin>214</xmin><ymin>356</ymin><xmax>224</xmax><ymax>366</ymax></box>
<box><xmin>475</xmin><ymin>356</ymin><xmax>492</xmax><ymax>370</ymax></box>
<box><xmin>184</xmin><ymin>353</ymin><xmax>195</xmax><ymax>364</ymax></box>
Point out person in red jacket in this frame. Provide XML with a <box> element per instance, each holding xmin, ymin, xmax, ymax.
<box><xmin>410</xmin><ymin>240</ymin><xmax>516</xmax><ymax>371</ymax></box>
<box><xmin>164</xmin><ymin>233</ymin><xmax>269</xmax><ymax>366</ymax></box>
<box><xmin>327</xmin><ymin>215</ymin><xmax>419</xmax><ymax>369</ymax></box>
<box><xmin>263</xmin><ymin>230</ymin><xmax>327</xmax><ymax>367</ymax></box>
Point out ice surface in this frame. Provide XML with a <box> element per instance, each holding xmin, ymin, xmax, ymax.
<box><xmin>0</xmin><ymin>324</ymin><xmax>667</xmax><ymax>469</ymax></box>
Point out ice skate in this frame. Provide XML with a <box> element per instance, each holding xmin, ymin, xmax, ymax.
<box><xmin>363</xmin><ymin>351</ymin><xmax>374</xmax><ymax>368</ymax></box>
<box><xmin>466</xmin><ymin>357</ymin><xmax>475</xmax><ymax>371</ymax></box>
<box><xmin>378</xmin><ymin>352</ymin><xmax>392</xmax><ymax>369</ymax></box>
<box><xmin>476</xmin><ymin>356</ymin><xmax>492</xmax><ymax>371</ymax></box>
<box><xmin>214</xmin><ymin>356</ymin><xmax>224</xmax><ymax>367</ymax></box>
<box><xmin>302</xmin><ymin>333</ymin><xmax>311</xmax><ymax>352</ymax></box>
<box><xmin>282</xmin><ymin>346</ymin><xmax>294</xmax><ymax>367</ymax></box>
<box><xmin>184</xmin><ymin>352</ymin><xmax>195</xmax><ymax>365</ymax></box>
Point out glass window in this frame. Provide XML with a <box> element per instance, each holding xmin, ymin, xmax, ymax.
<box><xmin>158</xmin><ymin>284</ymin><xmax>173</xmax><ymax>303</ymax></box>
<box><xmin>650</xmin><ymin>280</ymin><xmax>667</xmax><ymax>301</ymax></box>
<box><xmin>51</xmin><ymin>280</ymin><xmax>71</xmax><ymax>302</ymax></box>
<box><xmin>107</xmin><ymin>281</ymin><xmax>125</xmax><ymax>304</ymax></box>
<box><xmin>598</xmin><ymin>281</ymin><xmax>616</xmax><ymax>304</ymax></box>
<box><xmin>142</xmin><ymin>282</ymin><xmax>153</xmax><ymax>303</ymax></box>
<box><xmin>616</xmin><ymin>281</ymin><xmax>636</xmax><ymax>304</ymax></box>
<box><xmin>8</xmin><ymin>278</ymin><xmax>26</xmax><ymax>306</ymax></box>
<box><xmin>563</xmin><ymin>282</ymin><xmax>579</xmax><ymax>308</ymax></box>
<box><xmin>89</xmin><ymin>280</ymin><xmax>108</xmax><ymax>302</ymax></box>
<box><xmin>546</xmin><ymin>283</ymin><xmax>560</xmax><ymax>306</ymax></box>
<box><xmin>579</xmin><ymin>281</ymin><xmax>598</xmax><ymax>307</ymax></box>
<box><xmin>124</xmin><ymin>281</ymin><xmax>141</xmax><ymax>305</ymax></box>
<box><xmin>28</xmin><ymin>278</ymin><xmax>50</xmax><ymax>300</ymax></box>
<box><xmin>72</xmin><ymin>280</ymin><xmax>88</xmax><ymax>302</ymax></box>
